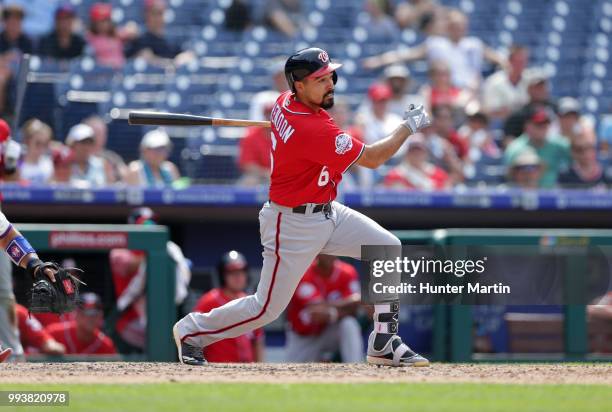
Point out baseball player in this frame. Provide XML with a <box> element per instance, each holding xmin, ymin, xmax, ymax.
<box><xmin>193</xmin><ymin>251</ymin><xmax>264</xmax><ymax>363</ymax></box>
<box><xmin>174</xmin><ymin>47</ymin><xmax>431</xmax><ymax>367</ymax></box>
<box><xmin>285</xmin><ymin>255</ymin><xmax>363</xmax><ymax>362</ymax></box>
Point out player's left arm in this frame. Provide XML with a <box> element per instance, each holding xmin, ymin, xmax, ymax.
<box><xmin>0</xmin><ymin>211</ymin><xmax>57</xmax><ymax>281</ymax></box>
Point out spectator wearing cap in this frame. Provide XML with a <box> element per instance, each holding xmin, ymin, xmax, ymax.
<box><xmin>356</xmin><ymin>83</ymin><xmax>403</xmax><ymax>187</ymax></box>
<box><xmin>364</xmin><ymin>9</ymin><xmax>507</xmax><ymax>90</ymax></box>
<box><xmin>503</xmin><ymin>67</ymin><xmax>557</xmax><ymax>141</ymax></box>
<box><xmin>125</xmin><ymin>129</ymin><xmax>180</xmax><ymax>187</ymax></box>
<box><xmin>125</xmin><ymin>0</ymin><xmax>192</xmax><ymax>65</ymax></box>
<box><xmin>86</xmin><ymin>2</ymin><xmax>126</xmax><ymax>69</ymax></box>
<box><xmin>552</xmin><ymin>97</ymin><xmax>597</xmax><ymax>146</ymax></box>
<box><xmin>504</xmin><ymin>107</ymin><xmax>570</xmax><ymax>188</ymax></box>
<box><xmin>83</xmin><ymin>115</ymin><xmax>126</xmax><ymax>183</ymax></box>
<box><xmin>239</xmin><ymin>93</ymin><xmax>276</xmax><ymax>186</ymax></box>
<box><xmin>482</xmin><ymin>45</ymin><xmax>530</xmax><ymax>121</ymax></box>
<box><xmin>458</xmin><ymin>109</ymin><xmax>501</xmax><ymax>161</ymax></box>
<box><xmin>558</xmin><ymin>140</ymin><xmax>610</xmax><ymax>189</ymax></box>
<box><xmin>65</xmin><ymin>123</ymin><xmax>111</xmax><ymax>187</ymax></box>
<box><xmin>248</xmin><ymin>59</ymin><xmax>288</xmax><ymax>121</ymax></box>
<box><xmin>45</xmin><ymin>293</ymin><xmax>117</xmax><ymax>356</ymax></box>
<box><xmin>0</xmin><ymin>4</ymin><xmax>33</xmax><ymax>55</ymax></box>
<box><xmin>382</xmin><ymin>133</ymin><xmax>450</xmax><ymax>190</ymax></box>
<box><xmin>38</xmin><ymin>4</ymin><xmax>85</xmax><ymax>60</ymax></box>
<box><xmin>19</xmin><ymin>119</ymin><xmax>54</xmax><ymax>184</ymax></box>
<box><xmin>506</xmin><ymin>149</ymin><xmax>543</xmax><ymax>189</ymax></box>
<box><xmin>0</xmin><ymin>4</ymin><xmax>32</xmax><ymax>116</ymax></box>
<box><xmin>383</xmin><ymin>65</ymin><xmax>424</xmax><ymax>117</ymax></box>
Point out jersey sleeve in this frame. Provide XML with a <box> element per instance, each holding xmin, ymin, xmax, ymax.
<box><xmin>303</xmin><ymin>118</ymin><xmax>365</xmax><ymax>173</ymax></box>
<box><xmin>17</xmin><ymin>305</ymin><xmax>51</xmax><ymax>350</ymax></box>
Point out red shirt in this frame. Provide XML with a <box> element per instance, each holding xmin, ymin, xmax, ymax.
<box><xmin>15</xmin><ymin>304</ymin><xmax>52</xmax><ymax>353</ymax></box>
<box><xmin>46</xmin><ymin>321</ymin><xmax>117</xmax><ymax>355</ymax></box>
<box><xmin>33</xmin><ymin>312</ymin><xmax>75</xmax><ymax>329</ymax></box>
<box><xmin>287</xmin><ymin>260</ymin><xmax>360</xmax><ymax>336</ymax></box>
<box><xmin>238</xmin><ymin>126</ymin><xmax>272</xmax><ymax>171</ymax></box>
<box><xmin>193</xmin><ymin>288</ymin><xmax>263</xmax><ymax>363</ymax></box>
<box><xmin>383</xmin><ymin>164</ymin><xmax>449</xmax><ymax>190</ymax></box>
<box><xmin>269</xmin><ymin>91</ymin><xmax>365</xmax><ymax>207</ymax></box>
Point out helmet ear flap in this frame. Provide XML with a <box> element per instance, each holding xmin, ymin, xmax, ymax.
<box><xmin>332</xmin><ymin>71</ymin><xmax>338</xmax><ymax>85</ymax></box>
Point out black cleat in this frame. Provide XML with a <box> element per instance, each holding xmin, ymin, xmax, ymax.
<box><xmin>173</xmin><ymin>324</ymin><xmax>207</xmax><ymax>366</ymax></box>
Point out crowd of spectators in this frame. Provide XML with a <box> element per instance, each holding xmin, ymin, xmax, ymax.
<box><xmin>0</xmin><ymin>1</ymin><xmax>608</xmax><ymax>191</ymax></box>
<box><xmin>238</xmin><ymin>1</ymin><xmax>607</xmax><ymax>191</ymax></box>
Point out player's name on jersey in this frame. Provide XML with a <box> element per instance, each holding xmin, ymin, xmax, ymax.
<box><xmin>372</xmin><ymin>282</ymin><xmax>511</xmax><ymax>295</ymax></box>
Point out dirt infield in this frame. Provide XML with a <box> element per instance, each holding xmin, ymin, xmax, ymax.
<box><xmin>1</xmin><ymin>362</ymin><xmax>610</xmax><ymax>385</ymax></box>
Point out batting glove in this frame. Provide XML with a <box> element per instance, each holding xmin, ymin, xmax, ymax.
<box><xmin>401</xmin><ymin>104</ymin><xmax>431</xmax><ymax>134</ymax></box>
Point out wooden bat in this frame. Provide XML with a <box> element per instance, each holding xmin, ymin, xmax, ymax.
<box><xmin>128</xmin><ymin>111</ymin><xmax>271</xmax><ymax>128</ymax></box>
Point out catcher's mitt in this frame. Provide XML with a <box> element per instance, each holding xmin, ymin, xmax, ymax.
<box><xmin>28</xmin><ymin>261</ymin><xmax>85</xmax><ymax>314</ymax></box>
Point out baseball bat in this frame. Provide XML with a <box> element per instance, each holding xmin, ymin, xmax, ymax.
<box><xmin>128</xmin><ymin>111</ymin><xmax>271</xmax><ymax>128</ymax></box>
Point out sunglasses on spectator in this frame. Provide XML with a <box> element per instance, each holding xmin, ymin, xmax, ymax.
<box><xmin>516</xmin><ymin>165</ymin><xmax>540</xmax><ymax>172</ymax></box>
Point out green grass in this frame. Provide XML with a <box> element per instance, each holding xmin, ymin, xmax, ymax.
<box><xmin>0</xmin><ymin>383</ymin><xmax>609</xmax><ymax>412</ymax></box>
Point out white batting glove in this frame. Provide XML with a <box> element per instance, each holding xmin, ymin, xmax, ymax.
<box><xmin>401</xmin><ymin>104</ymin><xmax>431</xmax><ymax>134</ymax></box>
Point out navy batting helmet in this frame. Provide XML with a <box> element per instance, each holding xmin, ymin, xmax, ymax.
<box><xmin>217</xmin><ymin>250</ymin><xmax>248</xmax><ymax>287</ymax></box>
<box><xmin>284</xmin><ymin>47</ymin><xmax>342</xmax><ymax>92</ymax></box>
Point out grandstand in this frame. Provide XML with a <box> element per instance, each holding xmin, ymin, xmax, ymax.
<box><xmin>13</xmin><ymin>0</ymin><xmax>611</xmax><ymax>185</ymax></box>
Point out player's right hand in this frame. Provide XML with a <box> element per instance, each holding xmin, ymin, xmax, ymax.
<box><xmin>402</xmin><ymin>104</ymin><xmax>431</xmax><ymax>134</ymax></box>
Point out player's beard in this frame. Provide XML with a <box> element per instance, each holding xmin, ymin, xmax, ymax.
<box><xmin>320</xmin><ymin>91</ymin><xmax>335</xmax><ymax>109</ymax></box>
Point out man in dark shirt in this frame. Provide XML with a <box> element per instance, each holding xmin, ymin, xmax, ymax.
<box><xmin>0</xmin><ymin>5</ymin><xmax>33</xmax><ymax>55</ymax></box>
<box><xmin>0</xmin><ymin>5</ymin><xmax>33</xmax><ymax>116</ymax></box>
<box><xmin>124</xmin><ymin>0</ymin><xmax>182</xmax><ymax>60</ymax></box>
<box><xmin>38</xmin><ymin>4</ymin><xmax>85</xmax><ymax>60</ymax></box>
<box><xmin>559</xmin><ymin>140</ymin><xmax>611</xmax><ymax>189</ymax></box>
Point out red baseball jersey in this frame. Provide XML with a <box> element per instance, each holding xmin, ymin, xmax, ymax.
<box><xmin>269</xmin><ymin>91</ymin><xmax>365</xmax><ymax>207</ymax></box>
<box><xmin>238</xmin><ymin>126</ymin><xmax>272</xmax><ymax>171</ymax></box>
<box><xmin>193</xmin><ymin>288</ymin><xmax>263</xmax><ymax>363</ymax></box>
<box><xmin>33</xmin><ymin>312</ymin><xmax>75</xmax><ymax>329</ymax></box>
<box><xmin>15</xmin><ymin>304</ymin><xmax>53</xmax><ymax>353</ymax></box>
<box><xmin>46</xmin><ymin>321</ymin><xmax>117</xmax><ymax>355</ymax></box>
<box><xmin>287</xmin><ymin>260</ymin><xmax>360</xmax><ymax>336</ymax></box>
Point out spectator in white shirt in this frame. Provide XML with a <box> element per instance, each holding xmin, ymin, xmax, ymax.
<box><xmin>482</xmin><ymin>45</ymin><xmax>530</xmax><ymax>121</ymax></box>
<box><xmin>19</xmin><ymin>119</ymin><xmax>54</xmax><ymax>184</ymax></box>
<box><xmin>363</xmin><ymin>9</ymin><xmax>507</xmax><ymax>90</ymax></box>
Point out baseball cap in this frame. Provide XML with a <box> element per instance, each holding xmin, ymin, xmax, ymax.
<box><xmin>140</xmin><ymin>129</ymin><xmax>171</xmax><ymax>149</ymax></box>
<box><xmin>368</xmin><ymin>83</ymin><xmax>393</xmax><ymax>102</ymax></box>
<box><xmin>406</xmin><ymin>133</ymin><xmax>427</xmax><ymax>151</ymax></box>
<box><xmin>0</xmin><ymin>119</ymin><xmax>11</xmax><ymax>142</ymax></box>
<box><xmin>527</xmin><ymin>107</ymin><xmax>552</xmax><ymax>125</ymax></box>
<box><xmin>55</xmin><ymin>3</ymin><xmax>76</xmax><ymax>19</ymax></box>
<box><xmin>524</xmin><ymin>67</ymin><xmax>550</xmax><ymax>86</ymax></box>
<box><xmin>511</xmin><ymin>149</ymin><xmax>541</xmax><ymax>168</ymax></box>
<box><xmin>78</xmin><ymin>292</ymin><xmax>103</xmax><ymax>316</ymax></box>
<box><xmin>90</xmin><ymin>2</ymin><xmax>112</xmax><ymax>22</ymax></box>
<box><xmin>557</xmin><ymin>97</ymin><xmax>581</xmax><ymax>116</ymax></box>
<box><xmin>66</xmin><ymin>123</ymin><xmax>95</xmax><ymax>145</ymax></box>
<box><xmin>384</xmin><ymin>65</ymin><xmax>411</xmax><ymax>79</ymax></box>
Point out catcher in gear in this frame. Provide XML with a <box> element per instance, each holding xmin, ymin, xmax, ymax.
<box><xmin>0</xmin><ymin>210</ymin><xmax>83</xmax><ymax>361</ymax></box>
